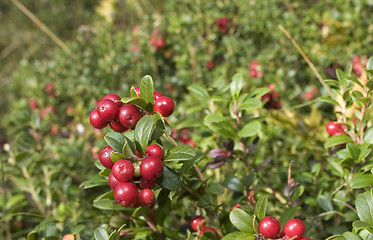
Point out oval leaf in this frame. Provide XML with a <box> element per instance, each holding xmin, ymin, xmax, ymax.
<box><xmin>164</xmin><ymin>144</ymin><xmax>196</xmax><ymax>162</ymax></box>
<box><xmin>158</xmin><ymin>166</ymin><xmax>181</xmax><ymax>191</ymax></box>
<box><xmin>135</xmin><ymin>115</ymin><xmax>155</xmax><ymax>153</ymax></box>
<box><xmin>229</xmin><ymin>208</ymin><xmax>255</xmax><ymax>233</ymax></box>
<box><xmin>237</xmin><ymin>120</ymin><xmax>261</xmax><ymax>138</ymax></box>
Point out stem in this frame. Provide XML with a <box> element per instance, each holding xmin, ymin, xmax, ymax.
<box><xmin>163</xmin><ymin>133</ymin><xmax>178</xmax><ymax>147</ymax></box>
<box><xmin>278</xmin><ymin>24</ymin><xmax>332</xmax><ymax>96</ymax></box>
<box><xmin>1</xmin><ymin>155</ymin><xmax>6</xmax><ymax>240</ymax></box>
<box><xmin>181</xmin><ymin>182</ymin><xmax>200</xmax><ymax>199</ymax></box>
<box><xmin>21</xmin><ymin>167</ymin><xmax>46</xmax><ymax>215</ymax></box>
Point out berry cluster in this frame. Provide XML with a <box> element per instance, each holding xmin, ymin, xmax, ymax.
<box><xmin>261</xmin><ymin>84</ymin><xmax>282</xmax><ymax>109</ymax></box>
<box><xmin>190</xmin><ymin>216</ymin><xmax>218</xmax><ymax>237</ymax></box>
<box><xmin>216</xmin><ymin>17</ymin><xmax>229</xmax><ymax>34</ymax></box>
<box><xmin>259</xmin><ymin>217</ymin><xmax>310</xmax><ymax>240</ymax></box>
<box><xmin>249</xmin><ymin>60</ymin><xmax>263</xmax><ymax>78</ymax></box>
<box><xmin>89</xmin><ymin>85</ymin><xmax>176</xmax><ymax>208</ymax></box>
<box><xmin>326</xmin><ymin>121</ymin><xmax>346</xmax><ymax>136</ymax></box>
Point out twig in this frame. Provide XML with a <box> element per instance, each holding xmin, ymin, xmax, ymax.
<box><xmin>10</xmin><ymin>0</ymin><xmax>73</xmax><ymax>55</ymax></box>
<box><xmin>278</xmin><ymin>24</ymin><xmax>332</xmax><ymax>96</ymax></box>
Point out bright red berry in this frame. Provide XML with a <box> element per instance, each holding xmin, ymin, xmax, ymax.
<box><xmin>326</xmin><ymin>121</ymin><xmax>346</xmax><ymax>136</ymax></box>
<box><xmin>90</xmin><ymin>109</ymin><xmax>108</xmax><ymax>129</ymax></box>
<box><xmin>299</xmin><ymin>238</ymin><xmax>312</xmax><ymax>240</ymax></box>
<box><xmin>138</xmin><ymin>189</ymin><xmax>155</xmax><ymax>206</ymax></box>
<box><xmin>190</xmin><ymin>216</ymin><xmax>205</xmax><ymax>231</ymax></box>
<box><xmin>114</xmin><ymin>182</ymin><xmax>139</xmax><ymax>207</ymax></box>
<box><xmin>153</xmin><ymin>91</ymin><xmax>163</xmax><ymax>100</ymax></box>
<box><xmin>258</xmin><ymin>216</ymin><xmax>281</xmax><ymax>238</ymax></box>
<box><xmin>199</xmin><ymin>227</ymin><xmax>218</xmax><ymax>237</ymax></box>
<box><xmin>109</xmin><ymin>121</ymin><xmax>128</xmax><ymax>133</ymax></box>
<box><xmin>118</xmin><ymin>104</ymin><xmax>142</xmax><ymax>129</ymax></box>
<box><xmin>139</xmin><ymin>177</ymin><xmax>156</xmax><ymax>189</ymax></box>
<box><xmin>154</xmin><ymin>96</ymin><xmax>174</xmax><ymax>117</ymax></box>
<box><xmin>108</xmin><ymin>172</ymin><xmax>122</xmax><ymax>190</ymax></box>
<box><xmin>134</xmin><ymin>86</ymin><xmax>141</xmax><ymax>97</ymax></box>
<box><xmin>140</xmin><ymin>157</ymin><xmax>164</xmax><ymax>180</ymax></box>
<box><xmin>103</xmin><ymin>93</ymin><xmax>123</xmax><ymax>108</ymax></box>
<box><xmin>283</xmin><ymin>219</ymin><xmax>305</xmax><ymax>240</ymax></box>
<box><xmin>97</xmin><ymin>99</ymin><xmax>119</xmax><ymax>121</ymax></box>
<box><xmin>99</xmin><ymin>146</ymin><xmax>115</xmax><ymax>169</ymax></box>
<box><xmin>145</xmin><ymin>144</ymin><xmax>164</xmax><ymax>160</ymax></box>
<box><xmin>112</xmin><ymin>160</ymin><xmax>135</xmax><ymax>182</ymax></box>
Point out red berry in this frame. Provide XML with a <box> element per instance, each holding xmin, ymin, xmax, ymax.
<box><xmin>207</xmin><ymin>61</ymin><xmax>214</xmax><ymax>70</ymax></box>
<box><xmin>112</xmin><ymin>160</ymin><xmax>135</xmax><ymax>182</ymax></box>
<box><xmin>299</xmin><ymin>238</ymin><xmax>312</xmax><ymax>240</ymax></box>
<box><xmin>118</xmin><ymin>104</ymin><xmax>142</xmax><ymax>129</ymax></box>
<box><xmin>258</xmin><ymin>216</ymin><xmax>281</xmax><ymax>238</ymax></box>
<box><xmin>154</xmin><ymin>96</ymin><xmax>175</xmax><ymax>117</ymax></box>
<box><xmin>154</xmin><ymin>91</ymin><xmax>163</xmax><ymax>100</ymax></box>
<box><xmin>134</xmin><ymin>86</ymin><xmax>141</xmax><ymax>97</ymax></box>
<box><xmin>97</xmin><ymin>99</ymin><xmax>119</xmax><ymax>121</ymax></box>
<box><xmin>103</xmin><ymin>93</ymin><xmax>123</xmax><ymax>108</ymax></box>
<box><xmin>199</xmin><ymin>227</ymin><xmax>218</xmax><ymax>237</ymax></box>
<box><xmin>140</xmin><ymin>157</ymin><xmax>164</xmax><ymax>180</ymax></box>
<box><xmin>139</xmin><ymin>177</ymin><xmax>156</xmax><ymax>189</ymax></box>
<box><xmin>135</xmin><ymin>150</ymin><xmax>143</xmax><ymax>158</ymax></box>
<box><xmin>190</xmin><ymin>216</ymin><xmax>205</xmax><ymax>231</ymax></box>
<box><xmin>114</xmin><ymin>182</ymin><xmax>139</xmax><ymax>207</ymax></box>
<box><xmin>109</xmin><ymin>121</ymin><xmax>128</xmax><ymax>133</ymax></box>
<box><xmin>138</xmin><ymin>189</ymin><xmax>155</xmax><ymax>206</ymax></box>
<box><xmin>283</xmin><ymin>219</ymin><xmax>305</xmax><ymax>240</ymax></box>
<box><xmin>90</xmin><ymin>109</ymin><xmax>108</xmax><ymax>129</ymax></box>
<box><xmin>131</xmin><ymin>200</ymin><xmax>141</xmax><ymax>208</ymax></box>
<box><xmin>99</xmin><ymin>146</ymin><xmax>114</xmax><ymax>169</ymax></box>
<box><xmin>326</xmin><ymin>121</ymin><xmax>346</xmax><ymax>136</ymax></box>
<box><xmin>145</xmin><ymin>144</ymin><xmax>164</xmax><ymax>160</ymax></box>
<box><xmin>108</xmin><ymin>172</ymin><xmax>122</xmax><ymax>190</ymax></box>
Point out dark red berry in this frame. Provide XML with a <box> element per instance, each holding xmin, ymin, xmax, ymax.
<box><xmin>258</xmin><ymin>216</ymin><xmax>281</xmax><ymax>238</ymax></box>
<box><xmin>99</xmin><ymin>146</ymin><xmax>114</xmax><ymax>169</ymax></box>
<box><xmin>154</xmin><ymin>96</ymin><xmax>174</xmax><ymax>117</ymax></box>
<box><xmin>283</xmin><ymin>219</ymin><xmax>305</xmax><ymax>240</ymax></box>
<box><xmin>190</xmin><ymin>216</ymin><xmax>205</xmax><ymax>231</ymax></box>
<box><xmin>112</xmin><ymin>160</ymin><xmax>135</xmax><ymax>182</ymax></box>
<box><xmin>139</xmin><ymin>177</ymin><xmax>156</xmax><ymax>189</ymax></box>
<box><xmin>90</xmin><ymin>109</ymin><xmax>108</xmax><ymax>129</ymax></box>
<box><xmin>109</xmin><ymin>121</ymin><xmax>128</xmax><ymax>132</ymax></box>
<box><xmin>138</xmin><ymin>189</ymin><xmax>155</xmax><ymax>206</ymax></box>
<box><xmin>97</xmin><ymin>99</ymin><xmax>119</xmax><ymax>121</ymax></box>
<box><xmin>153</xmin><ymin>91</ymin><xmax>163</xmax><ymax>100</ymax></box>
<box><xmin>140</xmin><ymin>157</ymin><xmax>164</xmax><ymax>180</ymax></box>
<box><xmin>199</xmin><ymin>227</ymin><xmax>218</xmax><ymax>237</ymax></box>
<box><xmin>131</xmin><ymin>200</ymin><xmax>141</xmax><ymax>208</ymax></box>
<box><xmin>145</xmin><ymin>144</ymin><xmax>164</xmax><ymax>160</ymax></box>
<box><xmin>103</xmin><ymin>93</ymin><xmax>122</xmax><ymax>108</ymax></box>
<box><xmin>118</xmin><ymin>104</ymin><xmax>142</xmax><ymax>129</ymax></box>
<box><xmin>114</xmin><ymin>182</ymin><xmax>138</xmax><ymax>207</ymax></box>
<box><xmin>108</xmin><ymin>172</ymin><xmax>122</xmax><ymax>190</ymax></box>
<box><xmin>135</xmin><ymin>150</ymin><xmax>143</xmax><ymax>158</ymax></box>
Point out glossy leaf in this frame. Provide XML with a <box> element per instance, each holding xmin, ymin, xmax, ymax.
<box><xmin>237</xmin><ymin>120</ymin><xmax>261</xmax><ymax>138</ymax></box>
<box><xmin>104</xmin><ymin>132</ymin><xmax>125</xmax><ymax>153</ymax></box>
<box><xmin>222</xmin><ymin>176</ymin><xmax>244</xmax><ymax>192</ymax></box>
<box><xmin>135</xmin><ymin>115</ymin><xmax>155</xmax><ymax>153</ymax></box>
<box><xmin>94</xmin><ymin>227</ymin><xmax>109</xmax><ymax>240</ymax></box>
<box><xmin>229</xmin><ymin>208</ymin><xmax>255</xmax><ymax>233</ymax></box>
<box><xmin>158</xmin><ymin>166</ymin><xmax>181</xmax><ymax>191</ymax></box>
<box><xmin>254</xmin><ymin>196</ymin><xmax>268</xmax><ymax>220</ymax></box>
<box><xmin>164</xmin><ymin>144</ymin><xmax>196</xmax><ymax>162</ymax></box>
<box><xmin>231</xmin><ymin>73</ymin><xmax>244</xmax><ymax>101</ymax></box>
<box><xmin>140</xmin><ymin>75</ymin><xmax>154</xmax><ymax>104</ymax></box>
<box><xmin>356</xmin><ymin>190</ymin><xmax>373</xmax><ymax>225</ymax></box>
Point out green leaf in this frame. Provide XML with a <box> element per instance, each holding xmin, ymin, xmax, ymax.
<box><xmin>80</xmin><ymin>176</ymin><xmax>107</xmax><ymax>189</ymax></box>
<box><xmin>205</xmin><ymin>183</ymin><xmax>225</xmax><ymax>195</ymax></box>
<box><xmin>130</xmin><ymin>86</ymin><xmax>139</xmax><ymax>98</ymax></box>
<box><xmin>140</xmin><ymin>75</ymin><xmax>154</xmax><ymax>104</ymax></box>
<box><xmin>351</xmin><ymin>173</ymin><xmax>373</xmax><ymax>189</ymax></box>
<box><xmin>231</xmin><ymin>73</ymin><xmax>244</xmax><ymax>101</ymax></box>
<box><xmin>180</xmin><ymin>153</ymin><xmax>204</xmax><ymax>174</ymax></box>
<box><xmin>229</xmin><ymin>208</ymin><xmax>255</xmax><ymax>233</ymax></box>
<box><xmin>121</xmin><ymin>138</ymin><xmax>136</xmax><ymax>159</ymax></box>
<box><xmin>356</xmin><ymin>190</ymin><xmax>373</xmax><ymax>225</ymax></box>
<box><xmin>336</xmin><ymin>69</ymin><xmax>347</xmax><ymax>87</ymax></box>
<box><xmin>110</xmin><ymin>151</ymin><xmax>124</xmax><ymax>163</ymax></box>
<box><xmin>237</xmin><ymin>120</ymin><xmax>261</xmax><ymax>138</ymax></box>
<box><xmin>197</xmin><ymin>193</ymin><xmax>213</xmax><ymax>208</ymax></box>
<box><xmin>290</xmin><ymin>185</ymin><xmax>304</xmax><ymax>202</ymax></box>
<box><xmin>94</xmin><ymin>227</ymin><xmax>109</xmax><ymax>240</ymax></box>
<box><xmin>254</xmin><ymin>196</ymin><xmax>268</xmax><ymax>220</ymax></box>
<box><xmin>121</xmin><ymin>97</ymin><xmax>147</xmax><ymax>110</ymax></box>
<box><xmin>318</xmin><ymin>195</ymin><xmax>334</xmax><ymax>211</ymax></box>
<box><xmin>325</xmin><ymin>236</ymin><xmax>345</xmax><ymax>240</ymax></box>
<box><xmin>366</xmin><ymin>56</ymin><xmax>373</xmax><ymax>72</ymax></box>
<box><xmin>158</xmin><ymin>166</ymin><xmax>181</xmax><ymax>191</ymax></box>
<box><xmin>221</xmin><ymin>232</ymin><xmax>241</xmax><ymax>240</ymax></box>
<box><xmin>222</xmin><ymin>232</ymin><xmax>255</xmax><ymax>240</ymax></box>
<box><xmin>222</xmin><ymin>176</ymin><xmax>244</xmax><ymax>192</ymax></box>
<box><xmin>364</xmin><ymin>128</ymin><xmax>373</xmax><ymax>144</ymax></box>
<box><xmin>353</xmin><ymin>220</ymin><xmax>373</xmax><ymax>230</ymax></box>
<box><xmin>319</xmin><ymin>96</ymin><xmax>341</xmax><ymax>107</ymax></box>
<box><xmin>104</xmin><ymin>132</ymin><xmax>126</xmax><ymax>153</ymax></box>
<box><xmin>200</xmin><ymin>230</ymin><xmax>218</xmax><ymax>240</ymax></box>
<box><xmin>204</xmin><ymin>115</ymin><xmax>233</xmax><ymax>125</ymax></box>
<box><xmin>244</xmin><ymin>172</ymin><xmax>256</xmax><ymax>188</ymax></box>
<box><xmin>325</xmin><ymin>135</ymin><xmax>352</xmax><ymax>148</ymax></box>
<box><xmin>250</xmin><ymin>88</ymin><xmax>271</xmax><ymax>99</ymax></box>
<box><xmin>238</xmin><ymin>98</ymin><xmax>262</xmax><ymax>111</ymax></box>
<box><xmin>151</xmin><ymin>112</ymin><xmax>166</xmax><ymax>140</ymax></box>
<box><xmin>135</xmin><ymin>115</ymin><xmax>155</xmax><ymax>153</ymax></box>
<box><xmin>279</xmin><ymin>207</ymin><xmax>301</xmax><ymax>227</ymax></box>
<box><xmin>93</xmin><ymin>198</ymin><xmax>126</xmax><ymax>211</ymax></box>
<box><xmin>164</xmin><ymin>144</ymin><xmax>196</xmax><ymax>162</ymax></box>
<box><xmin>343</xmin><ymin>232</ymin><xmax>363</xmax><ymax>240</ymax></box>
<box><xmin>346</xmin><ymin>76</ymin><xmax>364</xmax><ymax>88</ymax></box>
<box><xmin>188</xmin><ymin>84</ymin><xmax>209</xmax><ymax>99</ymax></box>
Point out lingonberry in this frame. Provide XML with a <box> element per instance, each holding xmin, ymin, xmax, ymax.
<box><xmin>89</xmin><ymin>109</ymin><xmax>108</xmax><ymax>129</ymax></box>
<box><xmin>258</xmin><ymin>216</ymin><xmax>281</xmax><ymax>238</ymax></box>
<box><xmin>153</xmin><ymin>91</ymin><xmax>163</xmax><ymax>100</ymax></box>
<box><xmin>108</xmin><ymin>172</ymin><xmax>122</xmax><ymax>190</ymax></box>
<box><xmin>283</xmin><ymin>219</ymin><xmax>305</xmax><ymax>240</ymax></box>
<box><xmin>99</xmin><ymin>146</ymin><xmax>115</xmax><ymax>169</ymax></box>
<box><xmin>145</xmin><ymin>144</ymin><xmax>164</xmax><ymax>160</ymax></box>
<box><xmin>114</xmin><ymin>182</ymin><xmax>139</xmax><ymax>207</ymax></box>
<box><xmin>131</xmin><ymin>200</ymin><xmax>141</xmax><ymax>208</ymax></box>
<box><xmin>199</xmin><ymin>227</ymin><xmax>218</xmax><ymax>237</ymax></box>
<box><xmin>299</xmin><ymin>238</ymin><xmax>312</xmax><ymax>240</ymax></box>
<box><xmin>140</xmin><ymin>157</ymin><xmax>164</xmax><ymax>180</ymax></box>
<box><xmin>118</xmin><ymin>104</ymin><xmax>142</xmax><ymax>129</ymax></box>
<box><xmin>135</xmin><ymin>150</ymin><xmax>143</xmax><ymax>158</ymax></box>
<box><xmin>97</xmin><ymin>99</ymin><xmax>119</xmax><ymax>121</ymax></box>
<box><xmin>139</xmin><ymin>177</ymin><xmax>156</xmax><ymax>189</ymax></box>
<box><xmin>138</xmin><ymin>189</ymin><xmax>155</xmax><ymax>206</ymax></box>
<box><xmin>109</xmin><ymin>120</ymin><xmax>128</xmax><ymax>133</ymax></box>
<box><xmin>112</xmin><ymin>160</ymin><xmax>135</xmax><ymax>182</ymax></box>
<box><xmin>326</xmin><ymin>121</ymin><xmax>346</xmax><ymax>136</ymax></box>
<box><xmin>154</xmin><ymin>96</ymin><xmax>175</xmax><ymax>117</ymax></box>
<box><xmin>134</xmin><ymin>86</ymin><xmax>141</xmax><ymax>97</ymax></box>
<box><xmin>103</xmin><ymin>93</ymin><xmax>123</xmax><ymax>109</ymax></box>
<box><xmin>190</xmin><ymin>216</ymin><xmax>205</xmax><ymax>231</ymax></box>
